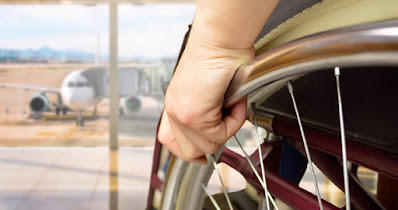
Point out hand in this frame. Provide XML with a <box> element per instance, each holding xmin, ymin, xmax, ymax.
<box><xmin>158</xmin><ymin>37</ymin><xmax>251</xmax><ymax>163</ymax></box>
<box><xmin>157</xmin><ymin>0</ymin><xmax>278</xmax><ymax>163</ymax></box>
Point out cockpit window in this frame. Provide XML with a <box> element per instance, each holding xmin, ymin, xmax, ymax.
<box><xmin>67</xmin><ymin>81</ymin><xmax>89</xmax><ymax>88</ymax></box>
<box><xmin>67</xmin><ymin>82</ymin><xmax>75</xmax><ymax>87</ymax></box>
<box><xmin>76</xmin><ymin>82</ymin><xmax>85</xmax><ymax>87</ymax></box>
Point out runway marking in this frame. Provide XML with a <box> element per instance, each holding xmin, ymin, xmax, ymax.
<box><xmin>36</xmin><ymin>132</ymin><xmax>56</xmax><ymax>136</ymax></box>
<box><xmin>27</xmin><ymin>137</ymin><xmax>46</xmax><ymax>141</ymax></box>
<box><xmin>43</xmin><ymin>115</ymin><xmax>96</xmax><ymax>121</ymax></box>
<box><xmin>63</xmin><ymin>127</ymin><xmax>77</xmax><ymax>140</ymax></box>
<box><xmin>83</xmin><ymin>131</ymin><xmax>104</xmax><ymax>136</ymax></box>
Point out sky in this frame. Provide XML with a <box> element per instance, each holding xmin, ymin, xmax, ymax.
<box><xmin>0</xmin><ymin>4</ymin><xmax>196</xmax><ymax>58</ymax></box>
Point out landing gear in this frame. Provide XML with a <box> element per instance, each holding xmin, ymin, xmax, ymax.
<box><xmin>55</xmin><ymin>93</ymin><xmax>66</xmax><ymax>116</ymax></box>
<box><xmin>62</xmin><ymin>107</ymin><xmax>67</xmax><ymax>115</ymax></box>
<box><xmin>76</xmin><ymin>111</ymin><xmax>84</xmax><ymax>127</ymax></box>
<box><xmin>56</xmin><ymin>106</ymin><xmax>60</xmax><ymax>115</ymax></box>
<box><xmin>119</xmin><ymin>107</ymin><xmax>124</xmax><ymax>116</ymax></box>
<box><xmin>55</xmin><ymin>106</ymin><xmax>68</xmax><ymax>115</ymax></box>
<box><xmin>92</xmin><ymin>106</ymin><xmax>97</xmax><ymax>118</ymax></box>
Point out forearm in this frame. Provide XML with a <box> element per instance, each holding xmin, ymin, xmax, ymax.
<box><xmin>159</xmin><ymin>0</ymin><xmax>279</xmax><ymax>162</ymax></box>
<box><xmin>191</xmin><ymin>0</ymin><xmax>279</xmax><ymax>50</ymax></box>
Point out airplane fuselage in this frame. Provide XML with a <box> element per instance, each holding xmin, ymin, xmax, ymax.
<box><xmin>1</xmin><ymin>66</ymin><xmax>142</xmax><ymax>126</ymax></box>
<box><xmin>61</xmin><ymin>70</ymin><xmax>99</xmax><ymax>112</ymax></box>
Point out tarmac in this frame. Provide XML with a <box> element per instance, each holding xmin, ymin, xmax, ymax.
<box><xmin>0</xmin><ymin>95</ymin><xmax>163</xmax><ymax>147</ymax></box>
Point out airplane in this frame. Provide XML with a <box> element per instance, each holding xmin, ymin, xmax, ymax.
<box><xmin>0</xmin><ymin>66</ymin><xmax>144</xmax><ymax>126</ymax></box>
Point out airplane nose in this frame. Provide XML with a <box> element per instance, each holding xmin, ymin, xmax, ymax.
<box><xmin>68</xmin><ymin>93</ymin><xmax>80</xmax><ymax>104</ymax></box>
<box><xmin>62</xmin><ymin>88</ymin><xmax>94</xmax><ymax>110</ymax></box>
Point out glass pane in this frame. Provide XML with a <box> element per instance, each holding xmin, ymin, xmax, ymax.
<box><xmin>0</xmin><ymin>5</ymin><xmax>109</xmax><ymax>147</ymax></box>
<box><xmin>0</xmin><ymin>3</ymin><xmax>196</xmax><ymax>210</ymax></box>
<box><xmin>117</xmin><ymin>4</ymin><xmax>195</xmax><ymax>146</ymax></box>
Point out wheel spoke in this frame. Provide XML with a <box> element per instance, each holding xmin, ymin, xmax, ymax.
<box><xmin>251</xmin><ymin>103</ymin><xmax>271</xmax><ymax>210</ymax></box>
<box><xmin>234</xmin><ymin>135</ymin><xmax>279</xmax><ymax>210</ymax></box>
<box><xmin>210</xmin><ymin>155</ymin><xmax>234</xmax><ymax>210</ymax></box>
<box><xmin>287</xmin><ymin>81</ymin><xmax>324</xmax><ymax>210</ymax></box>
<box><xmin>334</xmin><ymin>67</ymin><xmax>351</xmax><ymax>210</ymax></box>
<box><xmin>201</xmin><ymin>182</ymin><xmax>221</xmax><ymax>210</ymax></box>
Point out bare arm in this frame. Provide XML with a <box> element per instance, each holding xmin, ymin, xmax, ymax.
<box><xmin>158</xmin><ymin>0</ymin><xmax>279</xmax><ymax>163</ymax></box>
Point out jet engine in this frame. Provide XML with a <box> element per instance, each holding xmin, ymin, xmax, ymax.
<box><xmin>120</xmin><ymin>96</ymin><xmax>142</xmax><ymax>115</ymax></box>
<box><xmin>29</xmin><ymin>93</ymin><xmax>49</xmax><ymax>113</ymax></box>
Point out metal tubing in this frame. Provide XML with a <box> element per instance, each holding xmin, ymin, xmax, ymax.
<box><xmin>308</xmin><ymin>147</ymin><xmax>385</xmax><ymax>210</ymax></box>
<box><xmin>334</xmin><ymin>67</ymin><xmax>351</xmax><ymax>210</ymax></box>
<box><xmin>273</xmin><ymin>117</ymin><xmax>398</xmax><ymax>180</ymax></box>
<box><xmin>287</xmin><ymin>81</ymin><xmax>323</xmax><ymax>210</ymax></box>
<box><xmin>251</xmin><ymin>103</ymin><xmax>271</xmax><ymax>210</ymax></box>
<box><xmin>220</xmin><ymin>147</ymin><xmax>338</xmax><ymax>210</ymax></box>
<box><xmin>146</xmin><ymin>118</ymin><xmax>164</xmax><ymax>209</ymax></box>
<box><xmin>224</xmin><ymin>21</ymin><xmax>398</xmax><ymax>108</ymax></box>
<box><xmin>109</xmin><ymin>3</ymin><xmax>119</xmax><ymax>150</ymax></box>
<box><xmin>210</xmin><ymin>155</ymin><xmax>234</xmax><ymax>210</ymax></box>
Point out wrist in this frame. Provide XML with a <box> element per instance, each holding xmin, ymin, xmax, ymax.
<box><xmin>192</xmin><ymin>0</ymin><xmax>278</xmax><ymax>50</ymax></box>
<box><xmin>190</xmin><ymin>14</ymin><xmax>252</xmax><ymax>50</ymax></box>
<box><xmin>185</xmin><ymin>26</ymin><xmax>255</xmax><ymax>67</ymax></box>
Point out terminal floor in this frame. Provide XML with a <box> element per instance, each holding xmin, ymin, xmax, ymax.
<box><xmin>0</xmin><ymin>147</ymin><xmax>152</xmax><ymax>210</ymax></box>
<box><xmin>0</xmin><ymin>147</ymin><xmax>377</xmax><ymax>210</ymax></box>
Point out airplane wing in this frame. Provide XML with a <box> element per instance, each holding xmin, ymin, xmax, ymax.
<box><xmin>0</xmin><ymin>83</ymin><xmax>60</xmax><ymax>94</ymax></box>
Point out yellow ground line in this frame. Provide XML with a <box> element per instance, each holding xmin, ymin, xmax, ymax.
<box><xmin>63</xmin><ymin>127</ymin><xmax>77</xmax><ymax>140</ymax></box>
<box><xmin>83</xmin><ymin>132</ymin><xmax>104</xmax><ymax>136</ymax></box>
<box><xmin>43</xmin><ymin>115</ymin><xmax>96</xmax><ymax>121</ymax></box>
<box><xmin>36</xmin><ymin>132</ymin><xmax>57</xmax><ymax>136</ymax></box>
<box><xmin>27</xmin><ymin>137</ymin><xmax>46</xmax><ymax>141</ymax></box>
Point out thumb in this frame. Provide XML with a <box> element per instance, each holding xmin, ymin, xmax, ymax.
<box><xmin>222</xmin><ymin>97</ymin><xmax>247</xmax><ymax>140</ymax></box>
<box><xmin>158</xmin><ymin>112</ymin><xmax>181</xmax><ymax>157</ymax></box>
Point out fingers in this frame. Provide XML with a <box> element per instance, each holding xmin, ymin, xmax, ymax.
<box><xmin>158</xmin><ymin>98</ymin><xmax>247</xmax><ymax>164</ymax></box>
<box><xmin>158</xmin><ymin>111</ymin><xmax>208</xmax><ymax>164</ymax></box>
<box><xmin>169</xmin><ymin>114</ymin><xmax>221</xmax><ymax>155</ymax></box>
<box><xmin>177</xmin><ymin>97</ymin><xmax>247</xmax><ymax>146</ymax></box>
<box><xmin>158</xmin><ymin>112</ymin><xmax>184</xmax><ymax>158</ymax></box>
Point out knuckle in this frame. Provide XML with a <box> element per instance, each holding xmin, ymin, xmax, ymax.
<box><xmin>212</xmin><ymin>136</ymin><xmax>227</xmax><ymax>144</ymax></box>
<box><xmin>164</xmin><ymin>99</ymin><xmax>177</xmax><ymax>119</ymax></box>
<box><xmin>202</xmin><ymin>142</ymin><xmax>220</xmax><ymax>154</ymax></box>
<box><xmin>181</xmin><ymin>146</ymin><xmax>204</xmax><ymax>161</ymax></box>
<box><xmin>169</xmin><ymin>108</ymin><xmax>199</xmax><ymax>128</ymax></box>
<box><xmin>176</xmin><ymin>110</ymin><xmax>197</xmax><ymax>127</ymax></box>
<box><xmin>157</xmin><ymin>134</ymin><xmax>167</xmax><ymax>145</ymax></box>
<box><xmin>157</xmin><ymin>123</ymin><xmax>173</xmax><ymax>145</ymax></box>
<box><xmin>165</xmin><ymin>97</ymin><xmax>199</xmax><ymax>127</ymax></box>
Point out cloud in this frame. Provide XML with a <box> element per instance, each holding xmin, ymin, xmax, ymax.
<box><xmin>119</xmin><ymin>22</ymin><xmax>190</xmax><ymax>57</ymax></box>
<box><xmin>118</xmin><ymin>5</ymin><xmax>195</xmax><ymax>57</ymax></box>
<box><xmin>0</xmin><ymin>4</ymin><xmax>196</xmax><ymax>57</ymax></box>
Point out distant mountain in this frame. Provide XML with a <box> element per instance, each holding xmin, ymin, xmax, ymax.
<box><xmin>0</xmin><ymin>47</ymin><xmax>96</xmax><ymax>61</ymax></box>
<box><xmin>0</xmin><ymin>47</ymin><xmax>178</xmax><ymax>64</ymax></box>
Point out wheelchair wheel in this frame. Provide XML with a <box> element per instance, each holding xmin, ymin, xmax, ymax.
<box><xmin>153</xmin><ymin>1</ymin><xmax>398</xmax><ymax>209</ymax></box>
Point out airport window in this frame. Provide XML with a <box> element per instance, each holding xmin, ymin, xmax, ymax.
<box><xmin>0</xmin><ymin>4</ymin><xmax>196</xmax><ymax>144</ymax></box>
<box><xmin>0</xmin><ymin>3</ymin><xmax>196</xmax><ymax>210</ymax></box>
<box><xmin>116</xmin><ymin>5</ymin><xmax>195</xmax><ymax>145</ymax></box>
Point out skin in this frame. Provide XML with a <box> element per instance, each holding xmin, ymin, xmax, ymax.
<box><xmin>158</xmin><ymin>0</ymin><xmax>279</xmax><ymax>164</ymax></box>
